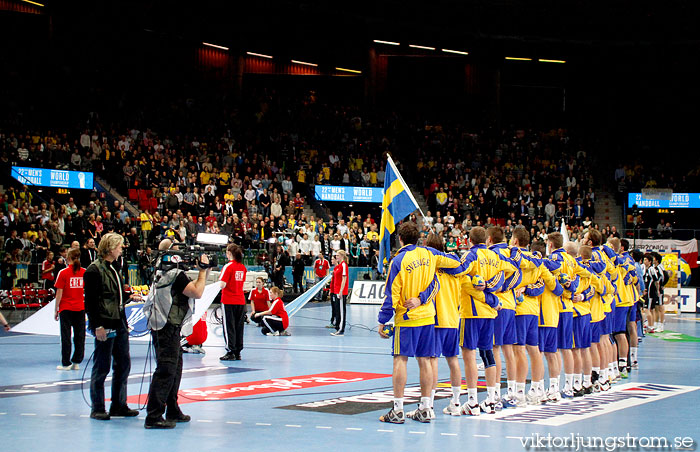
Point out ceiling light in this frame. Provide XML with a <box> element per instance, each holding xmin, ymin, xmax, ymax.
<box><xmin>373</xmin><ymin>40</ymin><xmax>400</xmax><ymax>46</ymax></box>
<box><xmin>505</xmin><ymin>57</ymin><xmax>532</xmax><ymax>61</ymax></box>
<box><xmin>336</xmin><ymin>67</ymin><xmax>362</xmax><ymax>74</ymax></box>
<box><xmin>538</xmin><ymin>59</ymin><xmax>566</xmax><ymax>64</ymax></box>
<box><xmin>202</xmin><ymin>42</ymin><xmax>229</xmax><ymax>51</ymax></box>
<box><xmin>409</xmin><ymin>44</ymin><xmax>435</xmax><ymax>50</ymax></box>
<box><xmin>442</xmin><ymin>49</ymin><xmax>469</xmax><ymax>55</ymax></box>
<box><xmin>247</xmin><ymin>52</ymin><xmax>273</xmax><ymax>59</ymax></box>
<box><xmin>22</xmin><ymin>0</ymin><xmax>44</xmax><ymax>6</ymax></box>
<box><xmin>291</xmin><ymin>60</ymin><xmax>318</xmax><ymax>66</ymax></box>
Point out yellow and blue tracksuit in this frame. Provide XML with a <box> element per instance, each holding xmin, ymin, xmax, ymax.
<box><xmin>524</xmin><ymin>252</ymin><xmax>564</xmax><ymax>353</ymax></box>
<box><xmin>579</xmin><ymin>259</ymin><xmax>608</xmax><ymax>342</ymax></box>
<box><xmin>489</xmin><ymin>243</ymin><xmax>526</xmax><ymax>346</ymax></box>
<box><xmin>434</xmin><ymin>268</ymin><xmax>462</xmax><ymax>357</ymax></box>
<box><xmin>451</xmin><ymin>244</ymin><xmax>516</xmax><ymax>351</ymax></box>
<box><xmin>572</xmin><ymin>257</ymin><xmax>593</xmax><ymax>349</ymax></box>
<box><xmin>378</xmin><ymin>244</ymin><xmax>464</xmax><ymax>357</ymax></box>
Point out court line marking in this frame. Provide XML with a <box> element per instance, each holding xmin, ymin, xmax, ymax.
<box><xmin>377</xmin><ymin>429</ymin><xmax>394</xmax><ymax>432</ymax></box>
<box><xmin>226</xmin><ymin>421</ymin><xmax>241</xmax><ymax>424</ymax></box>
<box><xmin>441</xmin><ymin>433</ymin><xmax>458</xmax><ymax>436</ymax></box>
<box><xmin>20</xmin><ymin>413</ymin><xmax>36</xmax><ymax>416</ymax></box>
<box><xmin>347</xmin><ymin>427</ymin><xmax>363</xmax><ymax>431</ymax></box>
<box><xmin>50</xmin><ymin>414</ymin><xmax>66</xmax><ymax>417</ymax></box>
<box><xmin>197</xmin><ymin>420</ymin><xmax>213</xmax><ymax>423</ymax></box>
<box><xmin>409</xmin><ymin>431</ymin><xmax>426</xmax><ymax>435</ymax></box>
<box><xmin>285</xmin><ymin>424</ymin><xmax>302</xmax><ymax>428</ymax></box>
<box><xmin>256</xmin><ymin>422</ymin><xmax>271</xmax><ymax>426</ymax></box>
<box><xmin>79</xmin><ymin>414</ymin><xmax>90</xmax><ymax>418</ymax></box>
<box><xmin>473</xmin><ymin>434</ymin><xmax>490</xmax><ymax>437</ymax></box>
<box><xmin>506</xmin><ymin>436</ymin><xmax>523</xmax><ymax>439</ymax></box>
<box><xmin>316</xmin><ymin>426</ymin><xmax>332</xmax><ymax>429</ymax></box>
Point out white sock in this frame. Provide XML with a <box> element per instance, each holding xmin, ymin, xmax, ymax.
<box><xmin>516</xmin><ymin>382</ymin><xmax>526</xmax><ymax>396</ymax></box>
<box><xmin>451</xmin><ymin>386</ymin><xmax>461</xmax><ymax>405</ymax></box>
<box><xmin>419</xmin><ymin>396</ymin><xmax>430</xmax><ymax>411</ymax></box>
<box><xmin>583</xmin><ymin>374</ymin><xmax>592</xmax><ymax>387</ymax></box>
<box><xmin>573</xmin><ymin>374</ymin><xmax>582</xmax><ymax>390</ymax></box>
<box><xmin>555</xmin><ymin>376</ymin><xmax>561</xmax><ymax>391</ymax></box>
<box><xmin>467</xmin><ymin>388</ymin><xmax>478</xmax><ymax>405</ymax></box>
<box><xmin>619</xmin><ymin>358</ymin><xmax>627</xmax><ymax>369</ymax></box>
<box><xmin>549</xmin><ymin>377</ymin><xmax>558</xmax><ymax>392</ymax></box>
<box><xmin>600</xmin><ymin>368</ymin><xmax>607</xmax><ymax>382</ymax></box>
<box><xmin>608</xmin><ymin>363</ymin><xmax>615</xmax><ymax>378</ymax></box>
<box><xmin>393</xmin><ymin>398</ymin><xmax>404</xmax><ymax>412</ymax></box>
<box><xmin>613</xmin><ymin>362</ymin><xmax>620</xmax><ymax>377</ymax></box>
<box><xmin>631</xmin><ymin>347</ymin><xmax>638</xmax><ymax>363</ymax></box>
<box><xmin>564</xmin><ymin>374</ymin><xmax>574</xmax><ymax>391</ymax></box>
<box><xmin>507</xmin><ymin>380</ymin><xmax>516</xmax><ymax>398</ymax></box>
<box><xmin>487</xmin><ymin>386</ymin><xmax>497</xmax><ymax>403</ymax></box>
<box><xmin>495</xmin><ymin>385</ymin><xmax>502</xmax><ymax>401</ymax></box>
<box><xmin>429</xmin><ymin>390</ymin><xmax>436</xmax><ymax>408</ymax></box>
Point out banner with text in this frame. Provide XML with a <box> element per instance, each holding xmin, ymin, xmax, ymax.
<box><xmin>632</xmin><ymin>239</ymin><xmax>698</xmax><ymax>268</ymax></box>
<box><xmin>349</xmin><ymin>281</ymin><xmax>386</xmax><ymax>305</ymax></box>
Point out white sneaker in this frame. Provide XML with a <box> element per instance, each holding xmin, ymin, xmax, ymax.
<box><xmin>71</xmin><ymin>363</ymin><xmax>80</xmax><ymax>370</ymax></box>
<box><xmin>479</xmin><ymin>400</ymin><xmax>496</xmax><ymax>414</ymax></box>
<box><xmin>443</xmin><ymin>403</ymin><xmax>461</xmax><ymax>416</ymax></box>
<box><xmin>330</xmin><ymin>331</ymin><xmax>344</xmax><ymax>336</ymax></box>
<box><xmin>280</xmin><ymin>330</ymin><xmax>292</xmax><ymax>336</ymax></box>
<box><xmin>514</xmin><ymin>394</ymin><xmax>527</xmax><ymax>408</ymax></box>
<box><xmin>526</xmin><ymin>391</ymin><xmax>541</xmax><ymax>405</ymax></box>
<box><xmin>547</xmin><ymin>390</ymin><xmax>562</xmax><ymax>403</ymax></box>
<box><xmin>191</xmin><ymin>345</ymin><xmax>206</xmax><ymax>354</ymax></box>
<box><xmin>428</xmin><ymin>408</ymin><xmax>436</xmax><ymax>420</ymax></box>
<box><xmin>460</xmin><ymin>402</ymin><xmax>480</xmax><ymax>416</ymax></box>
<box><xmin>56</xmin><ymin>365</ymin><xmax>72</xmax><ymax>371</ymax></box>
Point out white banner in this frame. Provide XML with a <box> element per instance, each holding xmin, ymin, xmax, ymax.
<box><xmin>632</xmin><ymin>239</ymin><xmax>698</xmax><ymax>268</ymax></box>
<box><xmin>349</xmin><ymin>281</ymin><xmax>386</xmax><ymax>305</ymax></box>
<box><xmin>671</xmin><ymin>288</ymin><xmax>698</xmax><ymax>313</ymax></box>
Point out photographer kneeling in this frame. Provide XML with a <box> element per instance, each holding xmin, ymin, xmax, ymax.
<box><xmin>143</xmin><ymin>238</ymin><xmax>211</xmax><ymax>429</ymax></box>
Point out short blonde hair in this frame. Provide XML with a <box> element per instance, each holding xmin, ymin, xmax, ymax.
<box><xmin>98</xmin><ymin>233</ymin><xmax>124</xmax><ymax>259</ymax></box>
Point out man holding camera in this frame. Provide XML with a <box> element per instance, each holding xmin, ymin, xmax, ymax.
<box><xmin>143</xmin><ymin>238</ymin><xmax>211</xmax><ymax>429</ymax></box>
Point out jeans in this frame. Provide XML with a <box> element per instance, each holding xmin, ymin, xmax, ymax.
<box><xmin>90</xmin><ymin>320</ymin><xmax>131</xmax><ymax>413</ymax></box>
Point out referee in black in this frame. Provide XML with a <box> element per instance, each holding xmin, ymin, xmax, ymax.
<box><xmin>144</xmin><ymin>238</ymin><xmax>211</xmax><ymax>429</ymax></box>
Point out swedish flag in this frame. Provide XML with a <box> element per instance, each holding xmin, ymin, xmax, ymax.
<box><xmin>378</xmin><ymin>155</ymin><xmax>420</xmax><ymax>272</ymax></box>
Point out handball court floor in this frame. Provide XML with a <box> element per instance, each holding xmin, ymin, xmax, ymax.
<box><xmin>1</xmin><ymin>303</ymin><xmax>699</xmax><ymax>452</ymax></box>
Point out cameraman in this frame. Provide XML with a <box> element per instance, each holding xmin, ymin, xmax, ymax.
<box><xmin>85</xmin><ymin>233</ymin><xmax>143</xmax><ymax>421</ymax></box>
<box><xmin>144</xmin><ymin>238</ymin><xmax>211</xmax><ymax>429</ymax></box>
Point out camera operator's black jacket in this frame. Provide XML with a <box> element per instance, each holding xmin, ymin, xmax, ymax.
<box><xmin>85</xmin><ymin>257</ymin><xmax>129</xmax><ymax>331</ymax></box>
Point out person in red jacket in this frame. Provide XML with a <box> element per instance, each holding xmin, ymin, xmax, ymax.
<box><xmin>313</xmin><ymin>254</ymin><xmax>330</xmax><ymax>301</ymax></box>
<box><xmin>218</xmin><ymin>243</ymin><xmax>247</xmax><ymax>361</ymax></box>
<box><xmin>330</xmin><ymin>250</ymin><xmax>349</xmax><ymax>336</ymax></box>
<box><xmin>254</xmin><ymin>286</ymin><xmax>290</xmax><ymax>336</ymax></box>
<box><xmin>248</xmin><ymin>276</ymin><xmax>271</xmax><ymax>326</ymax></box>
<box><xmin>53</xmin><ymin>247</ymin><xmax>86</xmax><ymax>370</ymax></box>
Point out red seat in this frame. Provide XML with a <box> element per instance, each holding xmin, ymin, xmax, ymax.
<box><xmin>128</xmin><ymin>189</ymin><xmax>138</xmax><ymax>200</ymax></box>
<box><xmin>149</xmin><ymin>198</ymin><xmax>158</xmax><ymax>210</ymax></box>
<box><xmin>140</xmin><ymin>189</ymin><xmax>151</xmax><ymax>200</ymax></box>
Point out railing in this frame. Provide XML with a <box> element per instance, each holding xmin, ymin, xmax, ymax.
<box><xmin>619</xmin><ymin>228</ymin><xmax>700</xmax><ymax>242</ymax></box>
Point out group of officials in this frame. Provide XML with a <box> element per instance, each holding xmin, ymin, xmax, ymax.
<box><xmin>377</xmin><ymin>222</ymin><xmax>647</xmax><ymax>424</ymax></box>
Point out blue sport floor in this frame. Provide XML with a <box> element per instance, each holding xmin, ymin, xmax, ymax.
<box><xmin>1</xmin><ymin>304</ymin><xmax>699</xmax><ymax>452</ymax></box>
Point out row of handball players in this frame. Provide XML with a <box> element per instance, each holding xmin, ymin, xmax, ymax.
<box><xmin>377</xmin><ymin>223</ymin><xmax>651</xmax><ymax>424</ymax></box>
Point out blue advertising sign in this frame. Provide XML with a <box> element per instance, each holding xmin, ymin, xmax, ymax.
<box><xmin>628</xmin><ymin>193</ymin><xmax>700</xmax><ymax>209</ymax></box>
<box><xmin>315</xmin><ymin>185</ymin><xmax>383</xmax><ymax>203</ymax></box>
<box><xmin>11</xmin><ymin>166</ymin><xmax>94</xmax><ymax>190</ymax></box>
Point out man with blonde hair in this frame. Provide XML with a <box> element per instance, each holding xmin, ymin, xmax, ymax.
<box><xmin>85</xmin><ymin>233</ymin><xmax>143</xmax><ymax>421</ymax></box>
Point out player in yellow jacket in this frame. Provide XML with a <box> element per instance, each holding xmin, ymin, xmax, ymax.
<box><xmin>545</xmin><ymin>232</ymin><xmax>590</xmax><ymax>398</ymax></box>
<box><xmin>447</xmin><ymin>226</ymin><xmax>517</xmax><ymax>416</ymax></box>
<box><xmin>528</xmin><ymin>240</ymin><xmax>565</xmax><ymax>402</ymax></box>
<box><xmin>583</xmin><ymin>228</ymin><xmax>618</xmax><ymax>385</ymax></box>
<box><xmin>488</xmin><ymin>226</ymin><xmax>537</xmax><ymax>409</ymax></box>
<box><xmin>377</xmin><ymin>222</ymin><xmax>466</xmax><ymax>424</ymax></box>
<box><xmin>607</xmin><ymin>237</ymin><xmax>636</xmax><ymax>378</ymax></box>
<box><xmin>424</xmin><ymin>234</ymin><xmax>465</xmax><ymax>417</ymax></box>
<box><xmin>511</xmin><ymin>228</ymin><xmax>563</xmax><ymax>406</ymax></box>
<box><xmin>569</xmin><ymin>244</ymin><xmax>594</xmax><ymax>397</ymax></box>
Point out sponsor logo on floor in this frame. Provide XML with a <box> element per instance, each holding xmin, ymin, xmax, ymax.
<box><xmin>0</xmin><ymin>366</ymin><xmax>255</xmax><ymax>398</ymax></box>
<box><xmin>488</xmin><ymin>383</ymin><xmax>699</xmax><ymax>426</ymax></box>
<box><xmin>649</xmin><ymin>330</ymin><xmax>700</xmax><ymax>342</ymax></box>
<box><xmin>125</xmin><ymin>371</ymin><xmax>391</xmax><ymax>406</ymax></box>
<box><xmin>277</xmin><ymin>377</ymin><xmax>503</xmax><ymax>415</ymax></box>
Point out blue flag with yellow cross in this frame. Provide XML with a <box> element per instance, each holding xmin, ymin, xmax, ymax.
<box><xmin>378</xmin><ymin>155</ymin><xmax>420</xmax><ymax>273</ymax></box>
